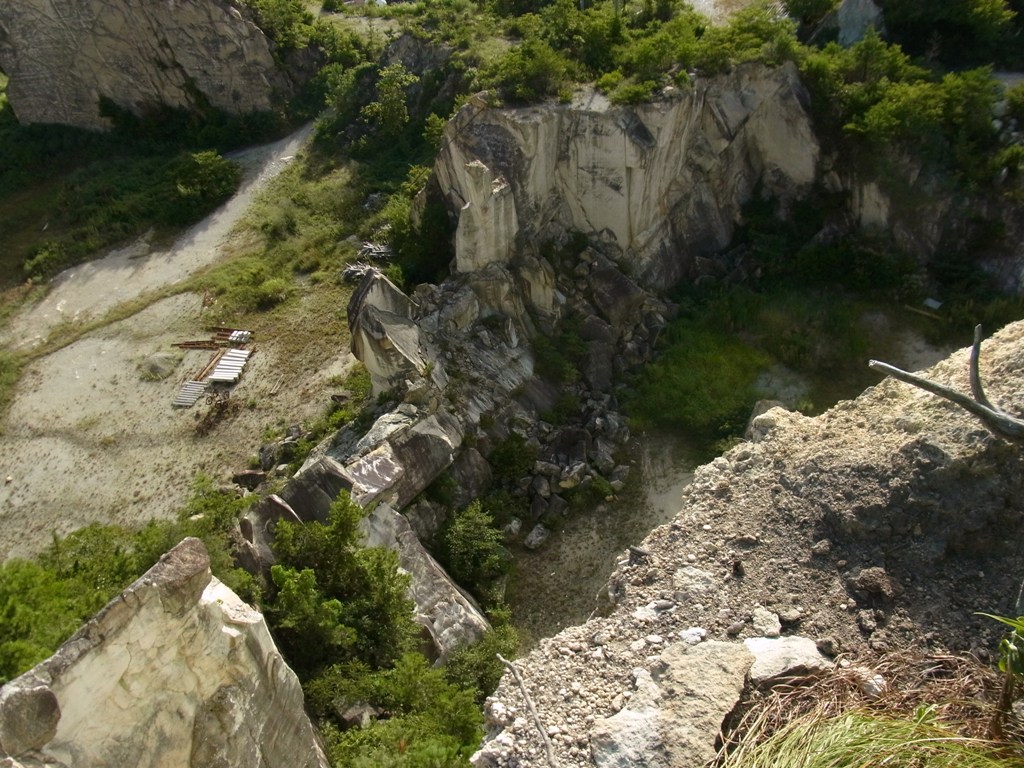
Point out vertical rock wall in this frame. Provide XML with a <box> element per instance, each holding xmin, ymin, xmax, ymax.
<box><xmin>435</xmin><ymin>63</ymin><xmax>819</xmax><ymax>291</ymax></box>
<box><xmin>0</xmin><ymin>0</ymin><xmax>295</xmax><ymax>130</ymax></box>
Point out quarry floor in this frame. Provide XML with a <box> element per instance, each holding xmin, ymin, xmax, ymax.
<box><xmin>0</xmin><ymin>124</ymin><xmax>355</xmax><ymax>561</ymax></box>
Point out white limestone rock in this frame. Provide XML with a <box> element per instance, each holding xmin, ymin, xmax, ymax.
<box><xmin>0</xmin><ymin>0</ymin><xmax>299</xmax><ymax>131</ymax></box>
<box><xmin>435</xmin><ymin>64</ymin><xmax>819</xmax><ymax>292</ymax></box>
<box><xmin>744</xmin><ymin>636</ymin><xmax>833</xmax><ymax>687</ymax></box>
<box><xmin>0</xmin><ymin>538</ymin><xmax>328</xmax><ymax>768</ymax></box>
<box><xmin>837</xmin><ymin>0</ymin><xmax>884</xmax><ymax>45</ymax></box>
<box><xmin>589</xmin><ymin>642</ymin><xmax>752</xmax><ymax>768</ymax></box>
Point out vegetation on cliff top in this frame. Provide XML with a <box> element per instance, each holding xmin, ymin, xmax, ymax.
<box><xmin>3</xmin><ymin>0</ymin><xmax>1024</xmax><ymax>765</ymax></box>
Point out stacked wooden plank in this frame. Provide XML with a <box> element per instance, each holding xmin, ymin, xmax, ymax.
<box><xmin>172</xmin><ymin>380</ymin><xmax>210</xmax><ymax>408</ymax></box>
<box><xmin>170</xmin><ymin>328</ymin><xmax>254</xmax><ymax>407</ymax></box>
<box><xmin>208</xmin><ymin>348</ymin><xmax>252</xmax><ymax>383</ymax></box>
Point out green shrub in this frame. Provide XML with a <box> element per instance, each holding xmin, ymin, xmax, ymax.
<box><xmin>163</xmin><ymin>151</ymin><xmax>241</xmax><ymax>226</ymax></box>
<box><xmin>269</xmin><ymin>493</ymin><xmax>418</xmax><ymax>674</ymax></box>
<box><xmin>720</xmin><ymin>707</ymin><xmax>1019</xmax><ymax>768</ymax></box>
<box><xmin>444</xmin><ymin>624</ymin><xmax>521</xmax><ymax>704</ymax></box>
<box><xmin>784</xmin><ymin>0</ymin><xmax>838</xmax><ymax>26</ymax></box>
<box><xmin>318</xmin><ymin>653</ymin><xmax>482</xmax><ymax>767</ymax></box>
<box><xmin>489</xmin><ymin>432</ymin><xmax>538</xmax><ymax>487</ymax></box>
<box><xmin>242</xmin><ymin>0</ymin><xmax>315</xmax><ymax>52</ymax></box>
<box><xmin>799</xmin><ymin>29</ymin><xmax>929</xmax><ymax>136</ymax></box>
<box><xmin>626</xmin><ymin>324</ymin><xmax>770</xmax><ymax>434</ymax></box>
<box><xmin>436</xmin><ymin>500</ymin><xmax>511</xmax><ymax>599</ymax></box>
<box><xmin>596</xmin><ymin>70</ymin><xmax>624</xmax><ymax>93</ymax></box>
<box><xmin>252</xmin><ymin>277</ymin><xmax>293</xmax><ymax>309</ymax></box>
<box><xmin>880</xmin><ymin>0</ymin><xmax>1014</xmax><ymax>67</ymax></box>
<box><xmin>484</xmin><ymin>38</ymin><xmax>573</xmax><ymax>104</ymax></box>
<box><xmin>609</xmin><ymin>79</ymin><xmax>658</xmax><ymax>104</ymax></box>
<box><xmin>1005</xmin><ymin>83</ymin><xmax>1024</xmax><ymax>123</ymax></box>
<box><xmin>693</xmin><ymin>4</ymin><xmax>800</xmax><ymax>75</ymax></box>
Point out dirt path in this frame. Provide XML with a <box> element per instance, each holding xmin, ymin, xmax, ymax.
<box><xmin>0</xmin><ymin>123</ymin><xmax>355</xmax><ymax>562</ymax></box>
<box><xmin>1</xmin><ymin>122</ymin><xmax>314</xmax><ymax>351</ymax></box>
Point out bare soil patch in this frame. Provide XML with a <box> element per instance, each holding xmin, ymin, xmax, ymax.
<box><xmin>0</xmin><ymin>125</ymin><xmax>353</xmax><ymax>562</ymax></box>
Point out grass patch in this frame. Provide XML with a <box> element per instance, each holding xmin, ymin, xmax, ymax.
<box><xmin>625</xmin><ymin>323</ymin><xmax>771</xmax><ymax>436</ymax></box>
<box><xmin>19</xmin><ymin>151</ymin><xmax>240</xmax><ymax>281</ymax></box>
<box><xmin>718</xmin><ymin>650</ymin><xmax>1024</xmax><ymax>768</ymax></box>
<box><xmin>721</xmin><ymin>708</ymin><xmax>1021</xmax><ymax>768</ymax></box>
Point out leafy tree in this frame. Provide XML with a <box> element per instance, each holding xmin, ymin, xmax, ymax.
<box><xmin>243</xmin><ymin>0</ymin><xmax>315</xmax><ymax>51</ymax></box>
<box><xmin>784</xmin><ymin>0</ymin><xmax>839</xmax><ymax>26</ymax></box>
<box><xmin>800</xmin><ymin>28</ymin><xmax>929</xmax><ymax>134</ymax></box>
<box><xmin>693</xmin><ymin>4</ymin><xmax>799</xmax><ymax>75</ymax></box>
<box><xmin>319</xmin><ymin>653</ymin><xmax>483</xmax><ymax>767</ymax></box>
<box><xmin>484</xmin><ymin>38</ymin><xmax>573</xmax><ymax>103</ymax></box>
<box><xmin>845</xmin><ymin>80</ymin><xmax>945</xmax><ymax>145</ymax></box>
<box><xmin>444</xmin><ymin>624</ymin><xmax>521</xmax><ymax>704</ymax></box>
<box><xmin>361</xmin><ymin>63</ymin><xmax>420</xmax><ymax>140</ymax></box>
<box><xmin>267</xmin><ymin>566</ymin><xmax>356</xmax><ymax>672</ymax></box>
<box><xmin>881</xmin><ymin>0</ymin><xmax>1015</xmax><ymax>66</ymax></box>
<box><xmin>268</xmin><ymin>494</ymin><xmax>417</xmax><ymax>673</ymax></box>
<box><xmin>436</xmin><ymin>500</ymin><xmax>511</xmax><ymax>594</ymax></box>
<box><xmin>164</xmin><ymin>151</ymin><xmax>241</xmax><ymax>225</ymax></box>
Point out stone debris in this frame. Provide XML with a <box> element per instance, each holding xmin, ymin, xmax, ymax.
<box><xmin>470</xmin><ymin>320</ymin><xmax>1024</xmax><ymax>766</ymax></box>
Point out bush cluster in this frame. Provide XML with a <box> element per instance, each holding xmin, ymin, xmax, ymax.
<box><xmin>20</xmin><ymin>150</ymin><xmax>240</xmax><ymax>281</ymax></box>
<box><xmin>265</xmin><ymin>492</ymin><xmax>522</xmax><ymax>766</ymax></box>
<box><xmin>480</xmin><ymin>1</ymin><xmax>799</xmax><ymax>105</ymax></box>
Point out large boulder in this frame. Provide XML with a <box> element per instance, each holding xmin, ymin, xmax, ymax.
<box><xmin>589</xmin><ymin>642</ymin><xmax>752</xmax><ymax>768</ymax></box>
<box><xmin>0</xmin><ymin>0</ymin><xmax>302</xmax><ymax>131</ymax></box>
<box><xmin>0</xmin><ymin>538</ymin><xmax>328</xmax><ymax>768</ymax></box>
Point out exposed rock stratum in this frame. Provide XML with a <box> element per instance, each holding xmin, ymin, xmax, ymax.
<box><xmin>0</xmin><ymin>0</ymin><xmax>298</xmax><ymax>130</ymax></box>
<box><xmin>436</xmin><ymin>62</ymin><xmax>819</xmax><ymax>291</ymax></box>
<box><xmin>0</xmin><ymin>538</ymin><xmax>328</xmax><ymax>768</ymax></box>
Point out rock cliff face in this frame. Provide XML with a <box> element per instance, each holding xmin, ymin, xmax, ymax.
<box><xmin>435</xmin><ymin>62</ymin><xmax>819</xmax><ymax>291</ymax></box>
<box><xmin>0</xmin><ymin>538</ymin><xmax>328</xmax><ymax>768</ymax></box>
<box><xmin>332</xmin><ymin>62</ymin><xmax>823</xmax><ymax>655</ymax></box>
<box><xmin>471</xmin><ymin>321</ymin><xmax>1024</xmax><ymax>766</ymax></box>
<box><xmin>0</xmin><ymin>0</ymin><xmax>297</xmax><ymax>130</ymax></box>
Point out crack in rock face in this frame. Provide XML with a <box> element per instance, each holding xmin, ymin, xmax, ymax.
<box><xmin>0</xmin><ymin>0</ymin><xmax>297</xmax><ymax>130</ymax></box>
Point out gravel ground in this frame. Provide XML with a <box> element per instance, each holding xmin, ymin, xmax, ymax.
<box><xmin>0</xmin><ymin>124</ymin><xmax>354</xmax><ymax>562</ymax></box>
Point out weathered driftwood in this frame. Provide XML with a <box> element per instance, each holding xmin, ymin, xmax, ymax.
<box><xmin>497</xmin><ymin>653</ymin><xmax>558</xmax><ymax>767</ymax></box>
<box><xmin>869</xmin><ymin>325</ymin><xmax>1024</xmax><ymax>443</ymax></box>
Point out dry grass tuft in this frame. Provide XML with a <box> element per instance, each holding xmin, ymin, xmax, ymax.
<box><xmin>715</xmin><ymin>648</ymin><xmax>1024</xmax><ymax>768</ymax></box>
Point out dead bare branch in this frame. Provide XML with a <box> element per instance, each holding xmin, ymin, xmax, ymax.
<box><xmin>497</xmin><ymin>653</ymin><xmax>558</xmax><ymax>768</ymax></box>
<box><xmin>869</xmin><ymin>325</ymin><xmax>1024</xmax><ymax>444</ymax></box>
